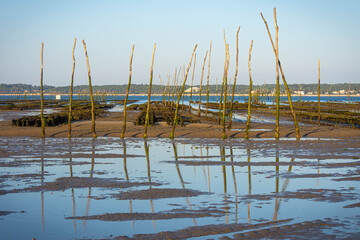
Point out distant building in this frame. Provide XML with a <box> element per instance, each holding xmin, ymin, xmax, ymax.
<box><xmin>339</xmin><ymin>90</ymin><xmax>346</xmax><ymax>94</ymax></box>
<box><xmin>294</xmin><ymin>91</ymin><xmax>304</xmax><ymax>95</ymax></box>
<box><xmin>185</xmin><ymin>87</ymin><xmax>200</xmax><ymax>93</ymax></box>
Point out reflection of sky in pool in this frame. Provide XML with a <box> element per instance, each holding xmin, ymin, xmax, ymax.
<box><xmin>0</xmin><ymin>137</ymin><xmax>359</xmax><ymax>239</ymax></box>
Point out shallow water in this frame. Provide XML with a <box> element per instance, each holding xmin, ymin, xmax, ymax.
<box><xmin>0</xmin><ymin>137</ymin><xmax>359</xmax><ymax>239</ymax></box>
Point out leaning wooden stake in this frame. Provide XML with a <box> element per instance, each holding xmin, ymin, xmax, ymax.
<box><xmin>68</xmin><ymin>38</ymin><xmax>76</xmax><ymax>139</ymax></box>
<box><xmin>170</xmin><ymin>44</ymin><xmax>198</xmax><ymax>139</ymax></box>
<box><xmin>144</xmin><ymin>44</ymin><xmax>156</xmax><ymax>138</ymax></box>
<box><xmin>222</xmin><ymin>44</ymin><xmax>230</xmax><ymax>139</ymax></box>
<box><xmin>245</xmin><ymin>40</ymin><xmax>254</xmax><ymax>139</ymax></box>
<box><xmin>198</xmin><ymin>51</ymin><xmax>208</xmax><ymax>117</ymax></box>
<box><xmin>40</xmin><ymin>42</ymin><xmax>45</xmax><ymax>138</ymax></box>
<box><xmin>189</xmin><ymin>54</ymin><xmax>196</xmax><ymax>112</ymax></box>
<box><xmin>205</xmin><ymin>41</ymin><xmax>212</xmax><ymax>118</ymax></box>
<box><xmin>228</xmin><ymin>27</ymin><xmax>240</xmax><ymax>129</ymax></box>
<box><xmin>317</xmin><ymin>58</ymin><xmax>321</xmax><ymax>125</ymax></box>
<box><xmin>82</xmin><ymin>40</ymin><xmax>97</xmax><ymax>138</ymax></box>
<box><xmin>121</xmin><ymin>44</ymin><xmax>135</xmax><ymax>138</ymax></box>
<box><xmin>261</xmin><ymin>10</ymin><xmax>300</xmax><ymax>139</ymax></box>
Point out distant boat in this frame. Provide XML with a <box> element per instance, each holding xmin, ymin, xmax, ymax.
<box><xmin>56</xmin><ymin>94</ymin><xmax>61</xmax><ymax>100</ymax></box>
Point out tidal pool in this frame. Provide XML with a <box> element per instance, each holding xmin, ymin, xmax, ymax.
<box><xmin>0</xmin><ymin>137</ymin><xmax>359</xmax><ymax>239</ymax></box>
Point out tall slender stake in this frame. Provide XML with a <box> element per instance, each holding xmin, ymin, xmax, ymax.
<box><xmin>198</xmin><ymin>51</ymin><xmax>208</xmax><ymax>117</ymax></box>
<box><xmin>40</xmin><ymin>42</ymin><xmax>45</xmax><ymax>138</ymax></box>
<box><xmin>82</xmin><ymin>40</ymin><xmax>96</xmax><ymax>138</ymax></box>
<box><xmin>222</xmin><ymin>44</ymin><xmax>229</xmax><ymax>139</ymax></box>
<box><xmin>121</xmin><ymin>44</ymin><xmax>135</xmax><ymax>138</ymax></box>
<box><xmin>170</xmin><ymin>45</ymin><xmax>198</xmax><ymax>139</ymax></box>
<box><xmin>218</xmin><ymin>76</ymin><xmax>225</xmax><ymax>124</ymax></box>
<box><xmin>68</xmin><ymin>38</ymin><xmax>76</xmax><ymax>139</ymax></box>
<box><xmin>189</xmin><ymin>54</ymin><xmax>196</xmax><ymax>112</ymax></box>
<box><xmin>205</xmin><ymin>41</ymin><xmax>212</xmax><ymax>118</ymax></box>
<box><xmin>229</xmin><ymin>27</ymin><xmax>240</xmax><ymax>129</ymax></box>
<box><xmin>144</xmin><ymin>44</ymin><xmax>156</xmax><ymax>138</ymax></box>
<box><xmin>317</xmin><ymin>58</ymin><xmax>321</xmax><ymax>125</ymax></box>
<box><xmin>274</xmin><ymin>9</ymin><xmax>280</xmax><ymax>140</ymax></box>
<box><xmin>261</xmin><ymin>11</ymin><xmax>300</xmax><ymax>139</ymax></box>
<box><xmin>245</xmin><ymin>40</ymin><xmax>254</xmax><ymax>140</ymax></box>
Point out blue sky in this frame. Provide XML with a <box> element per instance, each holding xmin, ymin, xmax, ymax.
<box><xmin>0</xmin><ymin>0</ymin><xmax>359</xmax><ymax>87</ymax></box>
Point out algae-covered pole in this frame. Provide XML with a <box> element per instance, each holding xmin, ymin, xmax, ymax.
<box><xmin>317</xmin><ymin>58</ymin><xmax>321</xmax><ymax>125</ymax></box>
<box><xmin>228</xmin><ymin>27</ymin><xmax>240</xmax><ymax>130</ymax></box>
<box><xmin>144</xmin><ymin>43</ymin><xmax>156</xmax><ymax>138</ymax></box>
<box><xmin>82</xmin><ymin>40</ymin><xmax>97</xmax><ymax>138</ymax></box>
<box><xmin>205</xmin><ymin>41</ymin><xmax>212</xmax><ymax>118</ymax></box>
<box><xmin>121</xmin><ymin>44</ymin><xmax>135</xmax><ymax>138</ymax></box>
<box><xmin>68</xmin><ymin>38</ymin><xmax>76</xmax><ymax>139</ymax></box>
<box><xmin>274</xmin><ymin>9</ymin><xmax>280</xmax><ymax>140</ymax></box>
<box><xmin>170</xmin><ymin>44</ymin><xmax>197</xmax><ymax>139</ymax></box>
<box><xmin>198</xmin><ymin>51</ymin><xmax>208</xmax><ymax>117</ymax></box>
<box><xmin>189</xmin><ymin>54</ymin><xmax>196</xmax><ymax>112</ymax></box>
<box><xmin>245</xmin><ymin>40</ymin><xmax>254</xmax><ymax>140</ymax></box>
<box><xmin>222</xmin><ymin>44</ymin><xmax>229</xmax><ymax>139</ymax></box>
<box><xmin>261</xmin><ymin>10</ymin><xmax>300</xmax><ymax>139</ymax></box>
<box><xmin>40</xmin><ymin>42</ymin><xmax>45</xmax><ymax>138</ymax></box>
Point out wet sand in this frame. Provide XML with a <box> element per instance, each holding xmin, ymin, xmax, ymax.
<box><xmin>0</xmin><ymin>111</ymin><xmax>359</xmax><ymax>139</ymax></box>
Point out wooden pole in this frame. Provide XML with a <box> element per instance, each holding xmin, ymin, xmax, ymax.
<box><xmin>198</xmin><ymin>51</ymin><xmax>208</xmax><ymax>117</ymax></box>
<box><xmin>121</xmin><ymin>44</ymin><xmax>135</xmax><ymax>138</ymax></box>
<box><xmin>189</xmin><ymin>54</ymin><xmax>196</xmax><ymax>112</ymax></box>
<box><xmin>317</xmin><ymin>58</ymin><xmax>321</xmax><ymax>125</ymax></box>
<box><xmin>68</xmin><ymin>38</ymin><xmax>76</xmax><ymax>139</ymax></box>
<box><xmin>144</xmin><ymin>44</ymin><xmax>156</xmax><ymax>138</ymax></box>
<box><xmin>245</xmin><ymin>40</ymin><xmax>254</xmax><ymax>140</ymax></box>
<box><xmin>261</xmin><ymin>10</ymin><xmax>300</xmax><ymax>139</ymax></box>
<box><xmin>40</xmin><ymin>42</ymin><xmax>45</xmax><ymax>138</ymax></box>
<box><xmin>82</xmin><ymin>40</ymin><xmax>97</xmax><ymax>138</ymax></box>
<box><xmin>170</xmin><ymin>45</ymin><xmax>197</xmax><ymax>139</ymax></box>
<box><xmin>205</xmin><ymin>41</ymin><xmax>212</xmax><ymax>118</ymax></box>
<box><xmin>222</xmin><ymin>44</ymin><xmax>230</xmax><ymax>139</ymax></box>
<box><xmin>274</xmin><ymin>9</ymin><xmax>280</xmax><ymax>140</ymax></box>
<box><xmin>228</xmin><ymin>26</ymin><xmax>240</xmax><ymax>130</ymax></box>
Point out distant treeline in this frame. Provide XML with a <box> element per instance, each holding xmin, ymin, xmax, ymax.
<box><xmin>1</xmin><ymin>83</ymin><xmax>359</xmax><ymax>94</ymax></box>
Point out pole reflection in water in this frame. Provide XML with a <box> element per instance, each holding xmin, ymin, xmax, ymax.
<box><xmin>144</xmin><ymin>139</ymin><xmax>156</xmax><ymax>229</ymax></box>
<box><xmin>247</xmin><ymin>148</ymin><xmax>252</xmax><ymax>224</ymax></box>
<box><xmin>220</xmin><ymin>146</ymin><xmax>229</xmax><ymax>223</ymax></box>
<box><xmin>276</xmin><ymin>158</ymin><xmax>295</xmax><ymax>213</ymax></box>
<box><xmin>206</xmin><ymin>145</ymin><xmax>211</xmax><ymax>192</ymax></box>
<box><xmin>68</xmin><ymin>139</ymin><xmax>77</xmax><ymax>233</ymax></box>
<box><xmin>122</xmin><ymin>139</ymin><xmax>134</xmax><ymax>226</ymax></box>
<box><xmin>41</xmin><ymin>138</ymin><xmax>45</xmax><ymax>232</ymax></box>
<box><xmin>273</xmin><ymin>145</ymin><xmax>279</xmax><ymax>221</ymax></box>
<box><xmin>83</xmin><ymin>139</ymin><xmax>95</xmax><ymax>227</ymax></box>
<box><xmin>172</xmin><ymin>140</ymin><xmax>196</xmax><ymax>226</ymax></box>
<box><xmin>200</xmin><ymin>146</ymin><xmax>208</xmax><ymax>188</ymax></box>
<box><xmin>230</xmin><ymin>147</ymin><xmax>238</xmax><ymax>223</ymax></box>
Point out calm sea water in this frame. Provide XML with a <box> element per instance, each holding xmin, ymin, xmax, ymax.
<box><xmin>0</xmin><ymin>94</ymin><xmax>358</xmax><ymax>103</ymax></box>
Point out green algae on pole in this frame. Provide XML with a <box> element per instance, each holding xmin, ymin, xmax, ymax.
<box><xmin>260</xmin><ymin>10</ymin><xmax>300</xmax><ymax>139</ymax></box>
<box><xmin>82</xmin><ymin>40</ymin><xmax>97</xmax><ymax>138</ymax></box>
<box><xmin>68</xmin><ymin>38</ymin><xmax>76</xmax><ymax>139</ymax></box>
<box><xmin>198</xmin><ymin>51</ymin><xmax>208</xmax><ymax>117</ymax></box>
<box><xmin>40</xmin><ymin>42</ymin><xmax>45</xmax><ymax>138</ymax></box>
<box><xmin>228</xmin><ymin>27</ymin><xmax>240</xmax><ymax>130</ymax></box>
<box><xmin>205</xmin><ymin>41</ymin><xmax>212</xmax><ymax>118</ymax></box>
<box><xmin>121</xmin><ymin>44</ymin><xmax>135</xmax><ymax>139</ymax></box>
<box><xmin>222</xmin><ymin>44</ymin><xmax>229</xmax><ymax>139</ymax></box>
<box><xmin>245</xmin><ymin>40</ymin><xmax>254</xmax><ymax>140</ymax></box>
<box><xmin>170</xmin><ymin>44</ymin><xmax>198</xmax><ymax>139</ymax></box>
<box><xmin>144</xmin><ymin>44</ymin><xmax>156</xmax><ymax>139</ymax></box>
